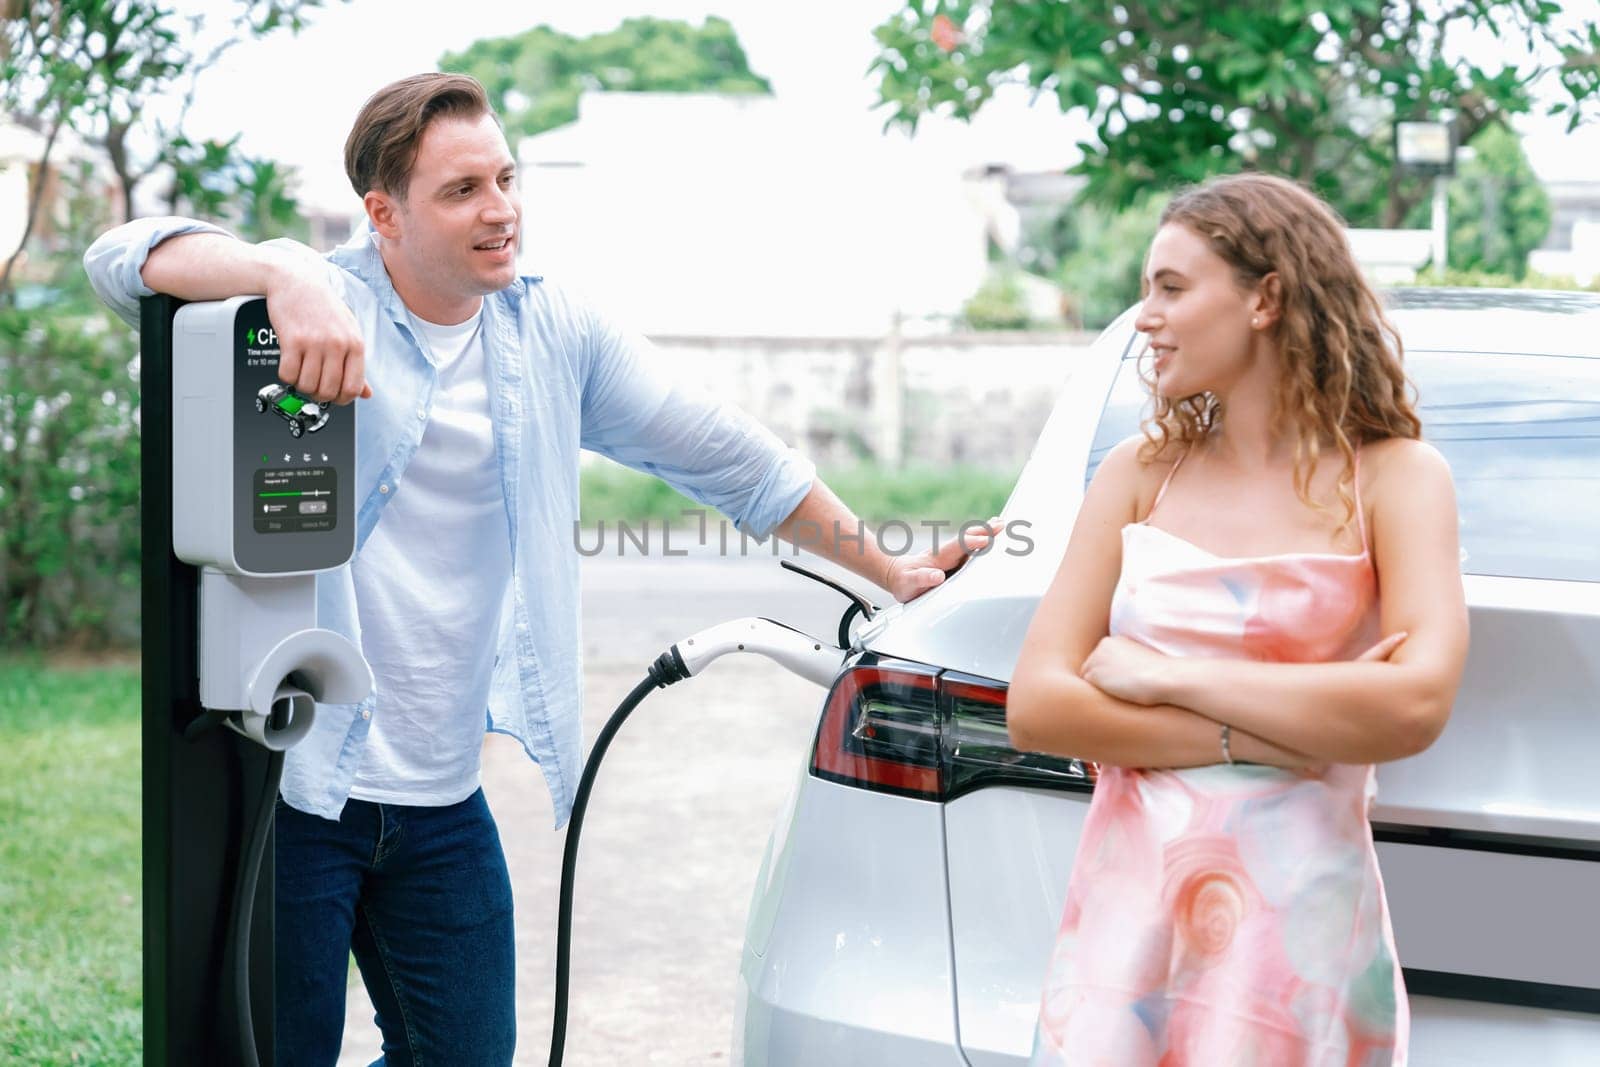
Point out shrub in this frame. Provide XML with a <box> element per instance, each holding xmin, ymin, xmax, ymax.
<box><xmin>578</xmin><ymin>458</ymin><xmax>1016</xmax><ymax>528</ymax></box>
<box><xmin>962</xmin><ymin>268</ymin><xmax>1034</xmax><ymax>330</ymax></box>
<box><xmin>1410</xmin><ymin>268</ymin><xmax>1600</xmax><ymax>292</ymax></box>
<box><xmin>1056</xmin><ymin>193</ymin><xmax>1169</xmax><ymax>330</ymax></box>
<box><xmin>0</xmin><ymin>308</ymin><xmax>142</xmax><ymax>648</ymax></box>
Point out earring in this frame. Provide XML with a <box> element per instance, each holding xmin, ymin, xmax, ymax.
<box><xmin>1252</xmin><ymin>317</ymin><xmax>1261</xmax><ymax>327</ymax></box>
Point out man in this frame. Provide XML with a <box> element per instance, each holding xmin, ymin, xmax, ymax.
<box><xmin>86</xmin><ymin>73</ymin><xmax>989</xmax><ymax>1065</ymax></box>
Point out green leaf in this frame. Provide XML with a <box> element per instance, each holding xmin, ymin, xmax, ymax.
<box><xmin>439</xmin><ymin>16</ymin><xmax>773</xmax><ymax>140</ymax></box>
<box><xmin>869</xmin><ymin>0</ymin><xmax>1599</xmax><ymax>227</ymax></box>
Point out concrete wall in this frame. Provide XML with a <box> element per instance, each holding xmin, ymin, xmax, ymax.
<box><xmin>650</xmin><ymin>330</ymin><xmax>1100</xmax><ymax>469</ymax></box>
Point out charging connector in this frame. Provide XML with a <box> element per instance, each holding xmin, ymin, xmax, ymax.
<box><xmin>549</xmin><ymin>616</ymin><xmax>845</xmax><ymax>1066</ymax></box>
<box><xmin>673</xmin><ymin>616</ymin><xmax>847</xmax><ymax>686</ymax></box>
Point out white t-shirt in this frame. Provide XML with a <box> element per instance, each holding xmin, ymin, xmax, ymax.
<box><xmin>349</xmin><ymin>309</ymin><xmax>512</xmax><ymax>805</ymax></box>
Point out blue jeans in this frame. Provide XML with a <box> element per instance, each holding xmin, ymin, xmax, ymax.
<box><xmin>273</xmin><ymin>788</ymin><xmax>516</xmax><ymax>1067</ymax></box>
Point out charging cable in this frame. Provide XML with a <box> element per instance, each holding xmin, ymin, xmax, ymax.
<box><xmin>187</xmin><ymin>697</ymin><xmax>298</xmax><ymax>1067</ymax></box>
<box><xmin>229</xmin><ymin>748</ymin><xmax>284</xmax><ymax>1067</ymax></box>
<box><xmin>549</xmin><ymin>617</ymin><xmax>844</xmax><ymax>1066</ymax></box>
<box><xmin>192</xmin><ymin>614</ymin><xmax>839</xmax><ymax>1066</ymax></box>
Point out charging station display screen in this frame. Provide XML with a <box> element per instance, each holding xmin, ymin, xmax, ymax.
<box><xmin>253</xmin><ymin>468</ymin><xmax>338</xmax><ymax>534</ymax></box>
<box><xmin>232</xmin><ymin>299</ymin><xmax>355</xmax><ymax>573</ymax></box>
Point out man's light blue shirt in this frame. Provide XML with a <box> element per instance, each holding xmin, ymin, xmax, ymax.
<box><xmin>85</xmin><ymin>218</ymin><xmax>815</xmax><ymax>826</ymax></box>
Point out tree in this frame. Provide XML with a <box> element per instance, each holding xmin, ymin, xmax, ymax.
<box><xmin>166</xmin><ymin>134</ymin><xmax>309</xmax><ymax>244</ymax></box>
<box><xmin>963</xmin><ymin>267</ymin><xmax>1032</xmax><ymax>329</ymax></box>
<box><xmin>1430</xmin><ymin>122</ymin><xmax>1551</xmax><ymax>277</ymax></box>
<box><xmin>0</xmin><ymin>0</ymin><xmax>336</xmax><ymax>300</ymax></box>
<box><xmin>0</xmin><ymin>2</ymin><xmax>335</xmax><ymax>645</ymax></box>
<box><xmin>440</xmin><ymin>16</ymin><xmax>772</xmax><ymax>142</ymax></box>
<box><xmin>872</xmin><ymin>2</ymin><xmax>1600</xmax><ymax>228</ymax></box>
<box><xmin>1056</xmin><ymin>194</ymin><xmax>1171</xmax><ymax>330</ymax></box>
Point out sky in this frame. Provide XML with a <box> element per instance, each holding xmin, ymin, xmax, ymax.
<box><xmin>172</xmin><ymin>0</ymin><xmax>916</xmax><ymax>211</ymax></box>
<box><xmin>163</xmin><ymin>0</ymin><xmax>1600</xmax><ymax>212</ymax></box>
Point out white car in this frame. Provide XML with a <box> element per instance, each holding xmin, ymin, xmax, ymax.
<box><xmin>734</xmin><ymin>288</ymin><xmax>1600</xmax><ymax>1066</ymax></box>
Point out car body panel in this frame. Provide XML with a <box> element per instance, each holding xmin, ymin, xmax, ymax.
<box><xmin>739</xmin><ymin>289</ymin><xmax>1600</xmax><ymax>1064</ymax></box>
<box><xmin>1383</xmin><ymin>288</ymin><xmax>1600</xmax><ymax>359</ymax></box>
<box><xmin>1377</xmin><ymin>841</ymin><xmax>1600</xmax><ymax>988</ymax></box>
<box><xmin>944</xmin><ymin>788</ymin><xmax>1088</xmax><ymax>1065</ymax></box>
<box><xmin>943</xmin><ymin>786</ymin><xmax>1600</xmax><ymax>1066</ymax></box>
<box><xmin>1373</xmin><ymin>580</ymin><xmax>1600</xmax><ymax>842</ymax></box>
<box><xmin>733</xmin><ymin>999</ymin><xmax>969</xmax><ymax>1067</ymax></box>
<box><xmin>734</xmin><ymin>771</ymin><xmax>959</xmax><ymax>1066</ymax></box>
<box><xmin>1408</xmin><ymin>996</ymin><xmax>1600</xmax><ymax>1065</ymax></box>
<box><xmin>847</xmin><ymin>304</ymin><xmax>1139</xmax><ymax>672</ymax></box>
<box><xmin>870</xmin><ymin>578</ymin><xmax>1600</xmax><ymax>843</ymax></box>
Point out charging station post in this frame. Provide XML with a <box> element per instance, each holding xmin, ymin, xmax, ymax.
<box><xmin>141</xmin><ymin>293</ymin><xmax>370</xmax><ymax>1065</ymax></box>
<box><xmin>141</xmin><ymin>292</ymin><xmax>276</xmax><ymax>1064</ymax></box>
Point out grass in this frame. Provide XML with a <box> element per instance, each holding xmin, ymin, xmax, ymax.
<box><xmin>0</xmin><ymin>658</ymin><xmax>142</xmax><ymax>1065</ymax></box>
<box><xmin>580</xmin><ymin>460</ymin><xmax>1018</xmax><ymax>528</ymax></box>
<box><xmin>0</xmin><ymin>464</ymin><xmax>1014</xmax><ymax>1064</ymax></box>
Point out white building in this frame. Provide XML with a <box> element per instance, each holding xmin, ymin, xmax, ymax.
<box><xmin>1519</xmin><ymin>120</ymin><xmax>1600</xmax><ymax>284</ymax></box>
<box><xmin>1529</xmin><ymin>179</ymin><xmax>1600</xmax><ymax>284</ymax></box>
<box><xmin>517</xmin><ymin>91</ymin><xmax>1084</xmax><ymax>336</ymax></box>
<box><xmin>0</xmin><ymin>122</ymin><xmax>47</xmax><ymax>262</ymax></box>
<box><xmin>0</xmin><ymin>118</ymin><xmax>121</xmax><ymax>285</ymax></box>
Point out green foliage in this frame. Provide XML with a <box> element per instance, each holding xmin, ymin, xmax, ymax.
<box><xmin>441</xmin><ymin>16</ymin><xmax>773</xmax><ymax>141</ymax></box>
<box><xmin>962</xmin><ymin>268</ymin><xmax>1033</xmax><ymax>330</ymax></box>
<box><xmin>164</xmin><ymin>133</ymin><xmax>242</xmax><ymax>221</ymax></box>
<box><xmin>580</xmin><ymin>459</ymin><xmax>1016</xmax><ymax>528</ymax></box>
<box><xmin>579</xmin><ymin>458</ymin><xmax>707</xmax><ymax>526</ymax></box>
<box><xmin>0</xmin><ymin>659</ymin><xmax>141</xmax><ymax>1062</ymax></box>
<box><xmin>820</xmin><ymin>464</ymin><xmax>1016</xmax><ymax>527</ymax></box>
<box><xmin>0</xmin><ymin>3</ymin><xmax>337</xmax><ymax>647</ymax></box>
<box><xmin>0</xmin><ymin>308</ymin><xmax>141</xmax><ymax>648</ymax></box>
<box><xmin>872</xmin><ymin>1</ymin><xmax>1600</xmax><ymax>227</ymax></box>
<box><xmin>1</xmin><ymin>1</ymin><xmax>334</xmax><ymax>301</ymax></box>
<box><xmin>1</xmin><ymin>1</ymin><xmax>185</xmax><ymax>137</ymax></box>
<box><xmin>1055</xmin><ymin>194</ymin><xmax>1170</xmax><ymax>330</ymax></box>
<box><xmin>31</xmin><ymin>159</ymin><xmax>117</xmax><ymax>314</ymax></box>
<box><xmin>235</xmin><ymin>157</ymin><xmax>306</xmax><ymax>244</ymax></box>
<box><xmin>168</xmin><ymin>135</ymin><xmax>310</xmax><ymax>243</ymax></box>
<box><xmin>1409</xmin><ymin>267</ymin><xmax>1600</xmax><ymax>291</ymax></box>
<box><xmin>1439</xmin><ymin>124</ymin><xmax>1551</xmax><ymax>278</ymax></box>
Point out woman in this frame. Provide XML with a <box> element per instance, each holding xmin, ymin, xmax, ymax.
<box><xmin>1008</xmin><ymin>173</ymin><xmax>1469</xmax><ymax>1066</ymax></box>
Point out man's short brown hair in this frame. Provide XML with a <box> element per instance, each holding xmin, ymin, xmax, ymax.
<box><xmin>344</xmin><ymin>73</ymin><xmax>493</xmax><ymax>199</ymax></box>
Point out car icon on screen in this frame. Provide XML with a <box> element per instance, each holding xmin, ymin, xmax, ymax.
<box><xmin>255</xmin><ymin>383</ymin><xmax>329</xmax><ymax>438</ymax></box>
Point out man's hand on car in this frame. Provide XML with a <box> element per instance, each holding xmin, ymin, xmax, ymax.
<box><xmin>883</xmin><ymin>518</ymin><xmax>1003</xmax><ymax>602</ymax></box>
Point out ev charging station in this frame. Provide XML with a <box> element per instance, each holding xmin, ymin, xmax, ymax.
<box><xmin>139</xmin><ymin>294</ymin><xmax>860</xmax><ymax>1066</ymax></box>
<box><xmin>141</xmin><ymin>294</ymin><xmax>371</xmax><ymax>1065</ymax></box>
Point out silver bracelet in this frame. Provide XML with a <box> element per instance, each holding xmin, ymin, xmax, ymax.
<box><xmin>1220</xmin><ymin>724</ymin><xmax>1234</xmax><ymax>765</ymax></box>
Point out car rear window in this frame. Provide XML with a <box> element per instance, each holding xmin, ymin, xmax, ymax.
<box><xmin>1087</xmin><ymin>349</ymin><xmax>1600</xmax><ymax>583</ymax></box>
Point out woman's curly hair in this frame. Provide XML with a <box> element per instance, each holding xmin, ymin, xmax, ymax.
<box><xmin>1139</xmin><ymin>173</ymin><xmax>1421</xmax><ymax>532</ymax></box>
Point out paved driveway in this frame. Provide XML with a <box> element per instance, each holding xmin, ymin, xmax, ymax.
<box><xmin>336</xmin><ymin>539</ymin><xmax>865</xmax><ymax>1065</ymax></box>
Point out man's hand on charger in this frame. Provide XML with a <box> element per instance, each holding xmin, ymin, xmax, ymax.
<box><xmin>266</xmin><ymin>253</ymin><xmax>371</xmax><ymax>405</ymax></box>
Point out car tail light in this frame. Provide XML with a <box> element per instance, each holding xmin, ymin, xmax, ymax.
<box><xmin>810</xmin><ymin>653</ymin><xmax>1094</xmax><ymax>802</ymax></box>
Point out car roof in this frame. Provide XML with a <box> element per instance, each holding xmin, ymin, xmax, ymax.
<box><xmin>1384</xmin><ymin>288</ymin><xmax>1600</xmax><ymax>359</ymax></box>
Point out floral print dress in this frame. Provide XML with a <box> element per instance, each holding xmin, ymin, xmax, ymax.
<box><xmin>1031</xmin><ymin>454</ymin><xmax>1407</xmax><ymax>1067</ymax></box>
